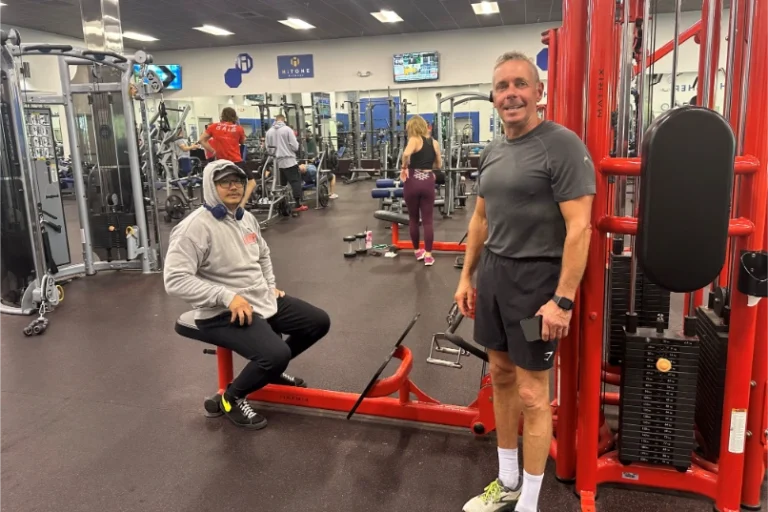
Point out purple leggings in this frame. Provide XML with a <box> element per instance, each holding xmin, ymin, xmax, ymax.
<box><xmin>403</xmin><ymin>169</ymin><xmax>436</xmax><ymax>252</ymax></box>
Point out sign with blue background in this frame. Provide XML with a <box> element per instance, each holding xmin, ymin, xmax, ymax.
<box><xmin>278</xmin><ymin>54</ymin><xmax>314</xmax><ymax>79</ymax></box>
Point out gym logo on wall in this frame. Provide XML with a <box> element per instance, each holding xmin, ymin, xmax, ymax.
<box><xmin>536</xmin><ymin>48</ymin><xmax>549</xmax><ymax>71</ymax></box>
<box><xmin>277</xmin><ymin>54</ymin><xmax>314</xmax><ymax>79</ymax></box>
<box><xmin>224</xmin><ymin>53</ymin><xmax>254</xmax><ymax>89</ymax></box>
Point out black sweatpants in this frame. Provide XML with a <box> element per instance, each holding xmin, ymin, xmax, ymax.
<box><xmin>279</xmin><ymin>165</ymin><xmax>303</xmax><ymax>205</ymax></box>
<box><xmin>194</xmin><ymin>295</ymin><xmax>330</xmax><ymax>398</ymax></box>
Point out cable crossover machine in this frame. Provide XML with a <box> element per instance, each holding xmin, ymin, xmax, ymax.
<box><xmin>1</xmin><ymin>29</ymin><xmax>166</xmax><ymax>334</ymax></box>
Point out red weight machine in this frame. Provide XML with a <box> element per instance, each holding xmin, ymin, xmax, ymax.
<box><xmin>570</xmin><ymin>0</ymin><xmax>767</xmax><ymax>512</ymax></box>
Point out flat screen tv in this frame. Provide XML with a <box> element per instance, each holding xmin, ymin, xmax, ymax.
<box><xmin>393</xmin><ymin>51</ymin><xmax>439</xmax><ymax>83</ymax></box>
<box><xmin>132</xmin><ymin>64</ymin><xmax>183</xmax><ymax>91</ymax></box>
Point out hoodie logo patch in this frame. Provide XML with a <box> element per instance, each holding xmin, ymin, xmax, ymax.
<box><xmin>243</xmin><ymin>232</ymin><xmax>258</xmax><ymax>245</ymax></box>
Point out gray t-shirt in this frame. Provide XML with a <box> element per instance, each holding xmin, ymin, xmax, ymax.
<box><xmin>174</xmin><ymin>139</ymin><xmax>190</xmax><ymax>159</ymax></box>
<box><xmin>477</xmin><ymin>121</ymin><xmax>596</xmax><ymax>259</ymax></box>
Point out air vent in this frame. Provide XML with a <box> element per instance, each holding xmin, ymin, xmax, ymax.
<box><xmin>233</xmin><ymin>12</ymin><xmax>264</xmax><ymax>20</ymax></box>
<box><xmin>30</xmin><ymin>0</ymin><xmax>75</xmax><ymax>5</ymax></box>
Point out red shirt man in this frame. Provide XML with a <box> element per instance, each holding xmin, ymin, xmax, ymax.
<box><xmin>199</xmin><ymin>107</ymin><xmax>245</xmax><ymax>163</ymax></box>
<box><xmin>199</xmin><ymin>107</ymin><xmax>253</xmax><ymax>209</ymax></box>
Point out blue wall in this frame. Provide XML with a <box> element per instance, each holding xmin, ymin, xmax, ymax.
<box><xmin>240</xmin><ymin>118</ymin><xmax>276</xmax><ymax>135</ymax></box>
<box><xmin>335</xmin><ymin>113</ymin><xmax>349</xmax><ymax>130</ymax></box>
<box><xmin>359</xmin><ymin>97</ymin><xmax>400</xmax><ymax>132</ymax></box>
<box><xmin>407</xmin><ymin>112</ymin><xmax>480</xmax><ymax>143</ymax></box>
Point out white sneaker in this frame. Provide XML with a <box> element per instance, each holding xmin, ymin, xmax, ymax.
<box><xmin>462</xmin><ymin>479</ymin><xmax>521</xmax><ymax>512</ymax></box>
<box><xmin>329</xmin><ymin>193</ymin><xmax>338</xmax><ymax>199</ymax></box>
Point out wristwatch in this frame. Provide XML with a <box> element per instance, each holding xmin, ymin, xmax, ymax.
<box><xmin>553</xmin><ymin>295</ymin><xmax>574</xmax><ymax>311</ymax></box>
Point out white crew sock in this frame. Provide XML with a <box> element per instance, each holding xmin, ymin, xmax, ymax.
<box><xmin>497</xmin><ymin>447</ymin><xmax>520</xmax><ymax>489</ymax></box>
<box><xmin>515</xmin><ymin>471</ymin><xmax>544</xmax><ymax>512</ymax></box>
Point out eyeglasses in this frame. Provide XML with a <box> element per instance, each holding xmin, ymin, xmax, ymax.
<box><xmin>216</xmin><ymin>179</ymin><xmax>245</xmax><ymax>188</ymax></box>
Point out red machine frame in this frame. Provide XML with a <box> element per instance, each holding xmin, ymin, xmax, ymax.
<box><xmin>215</xmin><ymin>339</ymin><xmax>616</xmax><ymax>461</ymax></box>
<box><xmin>576</xmin><ymin>0</ymin><xmax>767</xmax><ymax>511</ymax></box>
<box><xmin>384</xmin><ymin>220</ymin><xmax>466</xmax><ymax>253</ymax></box>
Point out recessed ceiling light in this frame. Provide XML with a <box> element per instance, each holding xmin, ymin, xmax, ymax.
<box><xmin>122</xmin><ymin>31</ymin><xmax>158</xmax><ymax>42</ymax></box>
<box><xmin>278</xmin><ymin>18</ymin><xmax>315</xmax><ymax>30</ymax></box>
<box><xmin>193</xmin><ymin>25</ymin><xmax>235</xmax><ymax>36</ymax></box>
<box><xmin>472</xmin><ymin>1</ymin><xmax>500</xmax><ymax>15</ymax></box>
<box><xmin>371</xmin><ymin>10</ymin><xmax>403</xmax><ymax>23</ymax></box>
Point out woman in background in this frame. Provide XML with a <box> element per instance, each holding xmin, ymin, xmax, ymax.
<box><xmin>400</xmin><ymin>115</ymin><xmax>442</xmax><ymax>267</ymax></box>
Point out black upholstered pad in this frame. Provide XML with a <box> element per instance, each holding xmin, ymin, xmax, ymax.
<box><xmin>374</xmin><ymin>210</ymin><xmax>410</xmax><ymax>225</ymax></box>
<box><xmin>637</xmin><ymin>106</ymin><xmax>735</xmax><ymax>293</ymax></box>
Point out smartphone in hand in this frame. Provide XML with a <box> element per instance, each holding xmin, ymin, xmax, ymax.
<box><xmin>520</xmin><ymin>316</ymin><xmax>543</xmax><ymax>342</ymax></box>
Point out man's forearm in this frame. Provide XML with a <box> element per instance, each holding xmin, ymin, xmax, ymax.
<box><xmin>555</xmin><ymin>226</ymin><xmax>592</xmax><ymax>300</ymax></box>
<box><xmin>240</xmin><ymin>179</ymin><xmax>256</xmax><ymax>208</ymax></box>
<box><xmin>460</xmin><ymin>216</ymin><xmax>488</xmax><ymax>281</ymax></box>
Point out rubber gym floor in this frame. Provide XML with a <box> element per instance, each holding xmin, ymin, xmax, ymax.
<box><xmin>1</xmin><ymin>184</ymin><xmax>765</xmax><ymax>512</ymax></box>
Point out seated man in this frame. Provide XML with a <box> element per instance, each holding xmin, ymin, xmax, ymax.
<box><xmin>299</xmin><ymin>162</ymin><xmax>338</xmax><ymax>199</ymax></box>
<box><xmin>164</xmin><ymin>160</ymin><xmax>331</xmax><ymax>430</ymax></box>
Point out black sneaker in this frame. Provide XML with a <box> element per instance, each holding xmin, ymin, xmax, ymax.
<box><xmin>220</xmin><ymin>392</ymin><xmax>267</xmax><ymax>430</ymax></box>
<box><xmin>277</xmin><ymin>373</ymin><xmax>307</xmax><ymax>387</ymax></box>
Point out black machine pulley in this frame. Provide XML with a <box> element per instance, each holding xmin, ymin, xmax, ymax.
<box><xmin>737</xmin><ymin>250</ymin><xmax>767</xmax><ymax>298</ymax></box>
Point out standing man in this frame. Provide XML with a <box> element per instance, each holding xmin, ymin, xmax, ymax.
<box><xmin>266</xmin><ymin>115</ymin><xmax>306</xmax><ymax>212</ymax></box>
<box><xmin>456</xmin><ymin>52</ymin><xmax>595</xmax><ymax>512</ymax></box>
<box><xmin>198</xmin><ymin>108</ymin><xmax>255</xmax><ymax>210</ymax></box>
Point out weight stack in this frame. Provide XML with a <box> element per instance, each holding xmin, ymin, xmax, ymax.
<box><xmin>694</xmin><ymin>307</ymin><xmax>729</xmax><ymax>462</ymax></box>
<box><xmin>608</xmin><ymin>254</ymin><xmax>672</xmax><ymax>365</ymax></box>
<box><xmin>618</xmin><ymin>327</ymin><xmax>700</xmax><ymax>471</ymax></box>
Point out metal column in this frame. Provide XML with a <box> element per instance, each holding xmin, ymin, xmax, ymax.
<box><xmin>58</xmin><ymin>56</ymin><xmax>96</xmax><ymax>275</ymax></box>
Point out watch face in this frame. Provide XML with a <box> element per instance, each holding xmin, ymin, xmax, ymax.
<box><xmin>556</xmin><ymin>296</ymin><xmax>574</xmax><ymax>310</ymax></box>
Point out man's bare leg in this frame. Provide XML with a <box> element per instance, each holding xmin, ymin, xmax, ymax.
<box><xmin>488</xmin><ymin>349</ymin><xmax>524</xmax><ymax>489</ymax></box>
<box><xmin>514</xmin><ymin>367</ymin><xmax>551</xmax><ymax>512</ymax></box>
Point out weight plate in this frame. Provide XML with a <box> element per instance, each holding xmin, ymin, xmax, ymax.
<box><xmin>165</xmin><ymin>194</ymin><xmax>186</xmax><ymax>220</ymax></box>
<box><xmin>318</xmin><ymin>182</ymin><xmax>330</xmax><ymax>207</ymax></box>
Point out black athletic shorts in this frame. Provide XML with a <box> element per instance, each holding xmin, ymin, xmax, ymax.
<box><xmin>233</xmin><ymin>161</ymin><xmax>255</xmax><ymax>181</ymax></box>
<box><xmin>473</xmin><ymin>248</ymin><xmax>562</xmax><ymax>371</ymax></box>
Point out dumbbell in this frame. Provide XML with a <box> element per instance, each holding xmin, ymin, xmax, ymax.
<box><xmin>355</xmin><ymin>233</ymin><xmax>367</xmax><ymax>254</ymax></box>
<box><xmin>343</xmin><ymin>235</ymin><xmax>357</xmax><ymax>258</ymax></box>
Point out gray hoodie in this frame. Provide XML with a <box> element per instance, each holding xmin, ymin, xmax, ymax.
<box><xmin>163</xmin><ymin>160</ymin><xmax>278</xmax><ymax>320</ymax></box>
<box><xmin>265</xmin><ymin>120</ymin><xmax>299</xmax><ymax>168</ymax></box>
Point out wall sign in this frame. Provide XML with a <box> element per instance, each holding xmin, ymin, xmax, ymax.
<box><xmin>224</xmin><ymin>53</ymin><xmax>254</xmax><ymax>89</ymax></box>
<box><xmin>278</xmin><ymin>54</ymin><xmax>314</xmax><ymax>79</ymax></box>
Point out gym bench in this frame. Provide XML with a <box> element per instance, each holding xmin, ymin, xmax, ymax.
<box><xmin>174</xmin><ymin>310</ymin><xmax>494</xmax><ymax>433</ymax></box>
<box><xmin>373</xmin><ymin>209</ymin><xmax>464</xmax><ymax>253</ymax></box>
